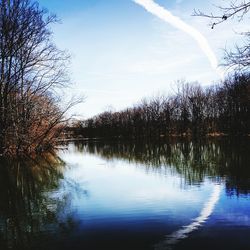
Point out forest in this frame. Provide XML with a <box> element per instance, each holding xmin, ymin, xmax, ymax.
<box><xmin>73</xmin><ymin>73</ymin><xmax>250</xmax><ymax>139</ymax></box>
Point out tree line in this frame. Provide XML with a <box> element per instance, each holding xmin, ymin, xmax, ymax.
<box><xmin>74</xmin><ymin>73</ymin><xmax>250</xmax><ymax>139</ymax></box>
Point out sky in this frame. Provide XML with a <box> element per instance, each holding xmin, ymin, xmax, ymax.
<box><xmin>38</xmin><ymin>0</ymin><xmax>249</xmax><ymax>119</ymax></box>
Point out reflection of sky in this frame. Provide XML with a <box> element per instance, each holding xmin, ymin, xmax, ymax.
<box><xmin>214</xmin><ymin>193</ymin><xmax>250</xmax><ymax>226</ymax></box>
<box><xmin>59</xmin><ymin>148</ymin><xmax>218</xmax><ymax>226</ymax></box>
<box><xmin>155</xmin><ymin>185</ymin><xmax>222</xmax><ymax>249</ymax></box>
<box><xmin>55</xmin><ymin>144</ymin><xmax>250</xmax><ymax>249</ymax></box>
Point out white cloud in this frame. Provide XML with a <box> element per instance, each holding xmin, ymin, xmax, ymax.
<box><xmin>133</xmin><ymin>0</ymin><xmax>224</xmax><ymax>78</ymax></box>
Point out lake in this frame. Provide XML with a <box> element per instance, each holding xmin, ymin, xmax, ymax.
<box><xmin>0</xmin><ymin>138</ymin><xmax>250</xmax><ymax>250</ymax></box>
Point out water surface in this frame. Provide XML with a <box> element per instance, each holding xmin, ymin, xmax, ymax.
<box><xmin>0</xmin><ymin>139</ymin><xmax>250</xmax><ymax>250</ymax></box>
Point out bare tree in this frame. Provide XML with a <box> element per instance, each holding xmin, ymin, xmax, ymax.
<box><xmin>0</xmin><ymin>0</ymin><xmax>76</xmax><ymax>156</ymax></box>
<box><xmin>193</xmin><ymin>1</ymin><xmax>250</xmax><ymax>71</ymax></box>
<box><xmin>193</xmin><ymin>1</ymin><xmax>250</xmax><ymax>29</ymax></box>
<box><xmin>224</xmin><ymin>32</ymin><xmax>250</xmax><ymax>71</ymax></box>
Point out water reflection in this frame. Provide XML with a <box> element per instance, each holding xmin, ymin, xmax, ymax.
<box><xmin>0</xmin><ymin>139</ymin><xmax>249</xmax><ymax>250</ymax></box>
<box><xmin>155</xmin><ymin>185</ymin><xmax>222</xmax><ymax>250</ymax></box>
<box><xmin>74</xmin><ymin>138</ymin><xmax>250</xmax><ymax>195</ymax></box>
<box><xmin>0</xmin><ymin>154</ymin><xmax>77</xmax><ymax>250</ymax></box>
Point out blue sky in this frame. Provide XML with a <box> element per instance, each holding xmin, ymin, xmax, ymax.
<box><xmin>38</xmin><ymin>0</ymin><xmax>248</xmax><ymax>118</ymax></box>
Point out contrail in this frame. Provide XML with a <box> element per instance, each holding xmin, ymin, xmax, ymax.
<box><xmin>133</xmin><ymin>0</ymin><xmax>224</xmax><ymax>78</ymax></box>
<box><xmin>154</xmin><ymin>185</ymin><xmax>222</xmax><ymax>250</ymax></box>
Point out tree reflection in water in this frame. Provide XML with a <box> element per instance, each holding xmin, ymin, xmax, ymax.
<box><xmin>0</xmin><ymin>139</ymin><xmax>249</xmax><ymax>250</ymax></box>
<box><xmin>0</xmin><ymin>153</ymin><xmax>77</xmax><ymax>250</ymax></box>
<box><xmin>74</xmin><ymin>138</ymin><xmax>250</xmax><ymax>194</ymax></box>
